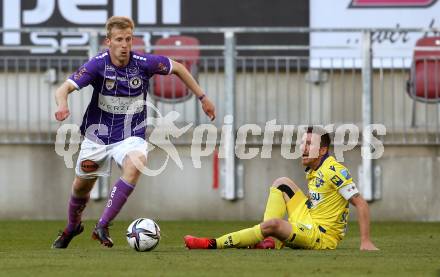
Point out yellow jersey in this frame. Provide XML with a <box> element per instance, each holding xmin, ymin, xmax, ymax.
<box><xmin>305</xmin><ymin>155</ymin><xmax>359</xmax><ymax>241</ymax></box>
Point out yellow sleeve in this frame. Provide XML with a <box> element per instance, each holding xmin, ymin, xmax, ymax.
<box><xmin>328</xmin><ymin>163</ymin><xmax>359</xmax><ymax>200</ymax></box>
<box><xmin>327</xmin><ymin>163</ymin><xmax>353</xmax><ymax>189</ymax></box>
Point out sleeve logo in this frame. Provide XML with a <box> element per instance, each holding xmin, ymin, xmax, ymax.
<box><xmin>73</xmin><ymin>66</ymin><xmax>87</xmax><ymax>80</ymax></box>
<box><xmin>157</xmin><ymin>62</ymin><xmax>169</xmax><ymax>73</ymax></box>
<box><xmin>340</xmin><ymin>169</ymin><xmax>351</xmax><ymax>180</ymax></box>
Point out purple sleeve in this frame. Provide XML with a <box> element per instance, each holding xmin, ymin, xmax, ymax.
<box><xmin>144</xmin><ymin>55</ymin><xmax>172</xmax><ymax>75</ymax></box>
<box><xmin>68</xmin><ymin>59</ymin><xmax>100</xmax><ymax>89</ymax></box>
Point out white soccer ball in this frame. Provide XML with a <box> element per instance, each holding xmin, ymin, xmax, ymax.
<box><xmin>126</xmin><ymin>218</ymin><xmax>161</xmax><ymax>252</ymax></box>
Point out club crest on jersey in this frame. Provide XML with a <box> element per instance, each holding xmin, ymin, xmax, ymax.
<box><xmin>315</xmin><ymin>178</ymin><xmax>324</xmax><ymax>188</ymax></box>
<box><xmin>129</xmin><ymin>76</ymin><xmax>142</xmax><ymax>89</ymax></box>
<box><xmin>105</xmin><ymin>78</ymin><xmax>115</xmax><ymax>90</ymax></box>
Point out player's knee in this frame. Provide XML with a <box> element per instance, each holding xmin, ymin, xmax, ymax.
<box><xmin>124</xmin><ymin>152</ymin><xmax>147</xmax><ymax>169</ymax></box>
<box><xmin>271</xmin><ymin>177</ymin><xmax>297</xmax><ymax>198</ymax></box>
<box><xmin>122</xmin><ymin>154</ymin><xmax>145</xmax><ymax>184</ymax></box>
<box><xmin>72</xmin><ymin>177</ymin><xmax>96</xmax><ymax>196</ymax></box>
<box><xmin>272</xmin><ymin>177</ymin><xmax>295</xmax><ymax>188</ymax></box>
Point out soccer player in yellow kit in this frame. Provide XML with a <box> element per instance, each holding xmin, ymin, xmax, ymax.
<box><xmin>184</xmin><ymin>126</ymin><xmax>379</xmax><ymax>251</ymax></box>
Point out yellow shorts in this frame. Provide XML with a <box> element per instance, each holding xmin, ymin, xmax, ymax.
<box><xmin>285</xmin><ymin>190</ymin><xmax>338</xmax><ymax>250</ymax></box>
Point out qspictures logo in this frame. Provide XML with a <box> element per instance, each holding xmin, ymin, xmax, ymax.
<box><xmin>349</xmin><ymin>0</ymin><xmax>438</xmax><ymax>8</ymax></box>
<box><xmin>55</xmin><ymin>100</ymin><xmax>387</xmax><ymax>177</ymax></box>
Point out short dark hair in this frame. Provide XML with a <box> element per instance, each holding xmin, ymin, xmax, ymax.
<box><xmin>306</xmin><ymin>126</ymin><xmax>330</xmax><ymax>148</ymax></box>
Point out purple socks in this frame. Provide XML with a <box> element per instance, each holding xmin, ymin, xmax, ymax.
<box><xmin>67</xmin><ymin>195</ymin><xmax>89</xmax><ymax>233</ymax></box>
<box><xmin>98</xmin><ymin>178</ymin><xmax>135</xmax><ymax>227</ymax></box>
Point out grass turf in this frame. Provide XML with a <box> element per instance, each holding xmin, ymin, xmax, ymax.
<box><xmin>0</xmin><ymin>221</ymin><xmax>439</xmax><ymax>276</ymax></box>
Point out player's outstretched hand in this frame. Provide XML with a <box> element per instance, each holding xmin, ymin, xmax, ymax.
<box><xmin>201</xmin><ymin>97</ymin><xmax>216</xmax><ymax>121</ymax></box>
<box><xmin>55</xmin><ymin>106</ymin><xmax>70</xmax><ymax>121</ymax></box>
<box><xmin>360</xmin><ymin>240</ymin><xmax>379</xmax><ymax>251</ymax></box>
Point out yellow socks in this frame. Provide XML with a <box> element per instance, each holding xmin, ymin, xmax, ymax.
<box><xmin>214</xmin><ymin>187</ymin><xmax>291</xmax><ymax>249</ymax></box>
<box><xmin>215</xmin><ymin>225</ymin><xmax>264</xmax><ymax>249</ymax></box>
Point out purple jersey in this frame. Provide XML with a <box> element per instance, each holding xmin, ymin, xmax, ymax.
<box><xmin>68</xmin><ymin>50</ymin><xmax>172</xmax><ymax>144</ymax></box>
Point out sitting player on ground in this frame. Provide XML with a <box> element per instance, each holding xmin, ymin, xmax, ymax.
<box><xmin>184</xmin><ymin>126</ymin><xmax>379</xmax><ymax>251</ymax></box>
<box><xmin>52</xmin><ymin>16</ymin><xmax>215</xmax><ymax>249</ymax></box>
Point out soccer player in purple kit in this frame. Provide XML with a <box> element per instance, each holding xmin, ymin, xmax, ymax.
<box><xmin>52</xmin><ymin>16</ymin><xmax>216</xmax><ymax>248</ymax></box>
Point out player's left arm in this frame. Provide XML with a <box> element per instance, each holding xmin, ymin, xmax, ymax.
<box><xmin>349</xmin><ymin>194</ymin><xmax>379</xmax><ymax>251</ymax></box>
<box><xmin>170</xmin><ymin>60</ymin><xmax>216</xmax><ymax>121</ymax></box>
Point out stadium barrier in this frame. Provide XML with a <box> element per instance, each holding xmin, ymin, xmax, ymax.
<box><xmin>0</xmin><ymin>27</ymin><xmax>438</xmax><ymax>146</ymax></box>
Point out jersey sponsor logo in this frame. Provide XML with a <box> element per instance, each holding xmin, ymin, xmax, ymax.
<box><xmin>310</xmin><ymin>192</ymin><xmax>321</xmax><ymax>201</ymax></box>
<box><xmin>105</xmin><ymin>78</ymin><xmax>115</xmax><ymax>90</ymax></box>
<box><xmin>73</xmin><ymin>66</ymin><xmax>87</xmax><ymax>80</ymax></box>
<box><xmin>349</xmin><ymin>0</ymin><xmax>436</xmax><ymax>7</ymax></box>
<box><xmin>329</xmin><ymin>165</ymin><xmax>336</xmax><ymax>172</ymax></box>
<box><xmin>117</xmin><ymin>76</ymin><xmax>128</xmax><ymax>82</ymax></box>
<box><xmin>331</xmin><ymin>175</ymin><xmax>344</xmax><ymax>187</ymax></box>
<box><xmin>340</xmin><ymin>169</ymin><xmax>351</xmax><ymax>180</ymax></box>
<box><xmin>98</xmin><ymin>93</ymin><xmax>144</xmax><ymax>114</ymax></box>
<box><xmin>309</xmin><ymin>191</ymin><xmax>323</xmax><ymax>206</ymax></box>
<box><xmin>129</xmin><ymin>76</ymin><xmax>142</xmax><ymax>89</ymax></box>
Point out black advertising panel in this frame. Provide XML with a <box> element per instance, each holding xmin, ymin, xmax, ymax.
<box><xmin>0</xmin><ymin>0</ymin><xmax>309</xmax><ymax>56</ymax></box>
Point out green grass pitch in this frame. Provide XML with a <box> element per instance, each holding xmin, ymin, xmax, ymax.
<box><xmin>0</xmin><ymin>221</ymin><xmax>439</xmax><ymax>276</ymax></box>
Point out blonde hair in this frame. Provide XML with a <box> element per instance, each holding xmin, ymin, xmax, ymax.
<box><xmin>105</xmin><ymin>16</ymin><xmax>135</xmax><ymax>38</ymax></box>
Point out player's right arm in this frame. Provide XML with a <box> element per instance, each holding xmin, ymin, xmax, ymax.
<box><xmin>54</xmin><ymin>81</ymin><xmax>76</xmax><ymax>121</ymax></box>
<box><xmin>55</xmin><ymin>56</ymin><xmax>100</xmax><ymax>121</ymax></box>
